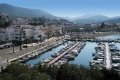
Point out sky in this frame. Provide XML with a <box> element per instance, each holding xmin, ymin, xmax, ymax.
<box><xmin>0</xmin><ymin>0</ymin><xmax>120</xmax><ymax>18</ymax></box>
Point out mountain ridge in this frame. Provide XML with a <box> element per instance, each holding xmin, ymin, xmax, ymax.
<box><xmin>1</xmin><ymin>3</ymin><xmax>120</xmax><ymax>24</ymax></box>
<box><xmin>0</xmin><ymin>3</ymin><xmax>55</xmax><ymax>18</ymax></box>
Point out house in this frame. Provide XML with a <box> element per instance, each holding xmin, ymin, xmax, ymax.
<box><xmin>21</xmin><ymin>25</ymin><xmax>46</xmax><ymax>42</ymax></box>
<box><xmin>0</xmin><ymin>13</ymin><xmax>9</xmax><ymax>27</ymax></box>
<box><xmin>12</xmin><ymin>17</ymin><xmax>29</xmax><ymax>25</ymax></box>
<box><xmin>7</xmin><ymin>25</ymin><xmax>25</xmax><ymax>42</ymax></box>
<box><xmin>0</xmin><ymin>28</ymin><xmax>9</xmax><ymax>43</ymax></box>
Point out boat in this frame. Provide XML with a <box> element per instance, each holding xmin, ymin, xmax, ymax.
<box><xmin>51</xmin><ymin>53</ymin><xmax>60</xmax><ymax>58</ymax></box>
<box><xmin>70</xmin><ymin>50</ymin><xmax>78</xmax><ymax>56</ymax></box>
<box><xmin>63</xmin><ymin>54</ymin><xmax>75</xmax><ymax>60</ymax></box>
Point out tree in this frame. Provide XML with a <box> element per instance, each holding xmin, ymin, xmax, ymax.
<box><xmin>99</xmin><ymin>23</ymin><xmax>105</xmax><ymax>31</ymax></box>
<box><xmin>2</xmin><ymin>63</ymin><xmax>29</xmax><ymax>77</ymax></box>
<box><xmin>18</xmin><ymin>73</ymin><xmax>31</xmax><ymax>80</ymax></box>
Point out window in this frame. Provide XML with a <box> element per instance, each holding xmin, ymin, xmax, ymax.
<box><xmin>15</xmin><ymin>37</ymin><xmax>19</xmax><ymax>39</ymax></box>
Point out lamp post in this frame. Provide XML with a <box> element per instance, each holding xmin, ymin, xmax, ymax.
<box><xmin>18</xmin><ymin>25</ymin><xmax>22</xmax><ymax>50</ymax></box>
<box><xmin>12</xmin><ymin>41</ymin><xmax>14</xmax><ymax>53</ymax></box>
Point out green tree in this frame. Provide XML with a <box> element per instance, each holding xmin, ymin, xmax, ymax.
<box><xmin>2</xmin><ymin>63</ymin><xmax>29</xmax><ymax>77</ymax></box>
<box><xmin>18</xmin><ymin>73</ymin><xmax>31</xmax><ymax>80</ymax></box>
<box><xmin>99</xmin><ymin>23</ymin><xmax>105</xmax><ymax>31</ymax></box>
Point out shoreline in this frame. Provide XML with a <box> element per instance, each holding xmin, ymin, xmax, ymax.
<box><xmin>76</xmin><ymin>32</ymin><xmax>120</xmax><ymax>39</ymax></box>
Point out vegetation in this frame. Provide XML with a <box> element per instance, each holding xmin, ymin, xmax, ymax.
<box><xmin>0</xmin><ymin>64</ymin><xmax>51</xmax><ymax>80</ymax></box>
<box><xmin>0</xmin><ymin>63</ymin><xmax>120</xmax><ymax>80</ymax></box>
<box><xmin>29</xmin><ymin>17</ymin><xmax>47</xmax><ymax>26</ymax></box>
<box><xmin>0</xmin><ymin>16</ymin><xmax>11</xmax><ymax>28</ymax></box>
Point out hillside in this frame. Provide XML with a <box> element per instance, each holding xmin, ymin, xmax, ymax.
<box><xmin>0</xmin><ymin>3</ymin><xmax>55</xmax><ymax>18</ymax></box>
<box><xmin>104</xmin><ymin>18</ymin><xmax>120</xmax><ymax>23</ymax></box>
<box><xmin>74</xmin><ymin>15</ymin><xmax>110</xmax><ymax>24</ymax></box>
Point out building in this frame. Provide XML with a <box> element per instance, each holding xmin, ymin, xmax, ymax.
<box><xmin>12</xmin><ymin>17</ymin><xmax>29</xmax><ymax>25</ymax></box>
<box><xmin>0</xmin><ymin>13</ymin><xmax>9</xmax><ymax>27</ymax></box>
<box><xmin>0</xmin><ymin>28</ymin><xmax>9</xmax><ymax>43</ymax></box>
<box><xmin>0</xmin><ymin>16</ymin><xmax>46</xmax><ymax>44</ymax></box>
<box><xmin>84</xmin><ymin>23</ymin><xmax>99</xmax><ymax>32</ymax></box>
<box><xmin>21</xmin><ymin>25</ymin><xmax>46</xmax><ymax>42</ymax></box>
<box><xmin>7</xmin><ymin>25</ymin><xmax>25</xmax><ymax>43</ymax></box>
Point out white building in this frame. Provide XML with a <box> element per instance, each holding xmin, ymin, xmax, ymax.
<box><xmin>0</xmin><ymin>28</ymin><xmax>8</xmax><ymax>42</ymax></box>
<box><xmin>0</xmin><ymin>24</ymin><xmax>45</xmax><ymax>43</ymax></box>
<box><xmin>22</xmin><ymin>25</ymin><xmax>45</xmax><ymax>41</ymax></box>
<box><xmin>12</xmin><ymin>17</ymin><xmax>29</xmax><ymax>25</ymax></box>
<box><xmin>7</xmin><ymin>25</ymin><xmax>25</xmax><ymax>41</ymax></box>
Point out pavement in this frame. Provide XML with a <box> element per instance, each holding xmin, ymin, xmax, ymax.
<box><xmin>0</xmin><ymin>36</ymin><xmax>65</xmax><ymax>68</ymax></box>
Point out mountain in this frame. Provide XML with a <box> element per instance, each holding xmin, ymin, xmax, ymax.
<box><xmin>0</xmin><ymin>3</ymin><xmax>55</xmax><ymax>18</ymax></box>
<box><xmin>74</xmin><ymin>14</ymin><xmax>110</xmax><ymax>24</ymax></box>
<box><xmin>104</xmin><ymin>18</ymin><xmax>120</xmax><ymax>23</ymax></box>
<box><xmin>79</xmin><ymin>14</ymin><xmax>109</xmax><ymax>19</ymax></box>
<box><xmin>1</xmin><ymin>3</ymin><xmax>120</xmax><ymax>24</ymax></box>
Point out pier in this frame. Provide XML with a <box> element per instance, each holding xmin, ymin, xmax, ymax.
<box><xmin>66</xmin><ymin>38</ymin><xmax>120</xmax><ymax>43</ymax></box>
<box><xmin>48</xmin><ymin>42</ymin><xmax>80</xmax><ymax>65</ymax></box>
<box><xmin>0</xmin><ymin>36</ymin><xmax>66</xmax><ymax>69</ymax></box>
<box><xmin>105</xmin><ymin>43</ymin><xmax>112</xmax><ymax>69</ymax></box>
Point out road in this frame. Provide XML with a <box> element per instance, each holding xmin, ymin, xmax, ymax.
<box><xmin>0</xmin><ymin>36</ymin><xmax>65</xmax><ymax>68</ymax></box>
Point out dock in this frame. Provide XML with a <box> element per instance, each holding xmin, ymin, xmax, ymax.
<box><xmin>105</xmin><ymin>43</ymin><xmax>112</xmax><ymax>69</ymax></box>
<box><xmin>66</xmin><ymin>38</ymin><xmax>120</xmax><ymax>43</ymax></box>
<box><xmin>0</xmin><ymin>36</ymin><xmax>66</xmax><ymax>70</ymax></box>
<box><xmin>48</xmin><ymin>42</ymin><xmax>80</xmax><ymax>65</ymax></box>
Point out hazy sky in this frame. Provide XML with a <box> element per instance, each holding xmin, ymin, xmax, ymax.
<box><xmin>0</xmin><ymin>0</ymin><xmax>120</xmax><ymax>17</ymax></box>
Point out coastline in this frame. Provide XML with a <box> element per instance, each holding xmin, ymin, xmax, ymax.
<box><xmin>81</xmin><ymin>32</ymin><xmax>120</xmax><ymax>38</ymax></box>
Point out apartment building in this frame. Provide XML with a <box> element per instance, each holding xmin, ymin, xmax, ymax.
<box><xmin>8</xmin><ymin>25</ymin><xmax>25</xmax><ymax>41</ymax></box>
<box><xmin>0</xmin><ymin>28</ymin><xmax>8</xmax><ymax>42</ymax></box>
<box><xmin>12</xmin><ymin>17</ymin><xmax>29</xmax><ymax>25</ymax></box>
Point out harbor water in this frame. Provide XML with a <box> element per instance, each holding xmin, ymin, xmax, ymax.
<box><xmin>69</xmin><ymin>42</ymin><xmax>97</xmax><ymax>67</ymax></box>
<box><xmin>26</xmin><ymin>34</ymin><xmax>120</xmax><ymax>67</ymax></box>
<box><xmin>26</xmin><ymin>42</ymin><xmax>69</xmax><ymax>65</ymax></box>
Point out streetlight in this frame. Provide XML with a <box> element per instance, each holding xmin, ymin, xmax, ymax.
<box><xmin>12</xmin><ymin>41</ymin><xmax>14</xmax><ymax>53</ymax></box>
<box><xmin>18</xmin><ymin>25</ymin><xmax>23</xmax><ymax>50</ymax></box>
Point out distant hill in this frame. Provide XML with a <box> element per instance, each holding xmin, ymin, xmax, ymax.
<box><xmin>0</xmin><ymin>3</ymin><xmax>55</xmax><ymax>18</ymax></box>
<box><xmin>104</xmin><ymin>18</ymin><xmax>120</xmax><ymax>23</ymax></box>
<box><xmin>1</xmin><ymin>3</ymin><xmax>120</xmax><ymax>24</ymax></box>
<box><xmin>74</xmin><ymin>14</ymin><xmax>110</xmax><ymax>24</ymax></box>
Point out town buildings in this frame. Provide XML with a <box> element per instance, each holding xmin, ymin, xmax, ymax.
<box><xmin>0</xmin><ymin>16</ymin><xmax>46</xmax><ymax>44</ymax></box>
<box><xmin>0</xmin><ymin>13</ymin><xmax>10</xmax><ymax>27</ymax></box>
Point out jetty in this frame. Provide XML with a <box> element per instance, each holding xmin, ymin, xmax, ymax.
<box><xmin>48</xmin><ymin>42</ymin><xmax>80</xmax><ymax>65</ymax></box>
<box><xmin>105</xmin><ymin>43</ymin><xmax>112</xmax><ymax>69</ymax></box>
<box><xmin>66</xmin><ymin>38</ymin><xmax>120</xmax><ymax>43</ymax></box>
<box><xmin>90</xmin><ymin>43</ymin><xmax>120</xmax><ymax>71</ymax></box>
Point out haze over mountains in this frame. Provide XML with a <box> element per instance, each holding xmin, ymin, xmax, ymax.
<box><xmin>0</xmin><ymin>3</ymin><xmax>120</xmax><ymax>24</ymax></box>
<box><xmin>63</xmin><ymin>15</ymin><xmax>120</xmax><ymax>24</ymax></box>
<box><xmin>0</xmin><ymin>3</ymin><xmax>55</xmax><ymax>18</ymax></box>
<box><xmin>72</xmin><ymin>15</ymin><xmax>110</xmax><ymax>24</ymax></box>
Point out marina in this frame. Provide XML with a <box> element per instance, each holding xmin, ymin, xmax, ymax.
<box><xmin>24</xmin><ymin>34</ymin><xmax>120</xmax><ymax>69</ymax></box>
<box><xmin>10</xmin><ymin>37</ymin><xmax>67</xmax><ymax>64</ymax></box>
<box><xmin>26</xmin><ymin>42</ymin><xmax>69</xmax><ymax>65</ymax></box>
<box><xmin>40</xmin><ymin>42</ymin><xmax>86</xmax><ymax>66</ymax></box>
<box><xmin>90</xmin><ymin>43</ymin><xmax>120</xmax><ymax>71</ymax></box>
<box><xmin>5</xmin><ymin>34</ymin><xmax>119</xmax><ymax>72</ymax></box>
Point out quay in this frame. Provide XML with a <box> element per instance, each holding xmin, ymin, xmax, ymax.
<box><xmin>14</xmin><ymin>40</ymin><xmax>66</xmax><ymax>63</ymax></box>
<box><xmin>48</xmin><ymin>42</ymin><xmax>80</xmax><ymax>65</ymax></box>
<box><xmin>105</xmin><ymin>43</ymin><xmax>112</xmax><ymax>69</ymax></box>
<box><xmin>0</xmin><ymin>36</ymin><xmax>66</xmax><ymax>70</ymax></box>
<box><xmin>66</xmin><ymin>38</ymin><xmax>120</xmax><ymax>43</ymax></box>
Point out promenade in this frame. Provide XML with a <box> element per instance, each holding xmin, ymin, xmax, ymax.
<box><xmin>0</xmin><ymin>36</ymin><xmax>65</xmax><ymax>68</ymax></box>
